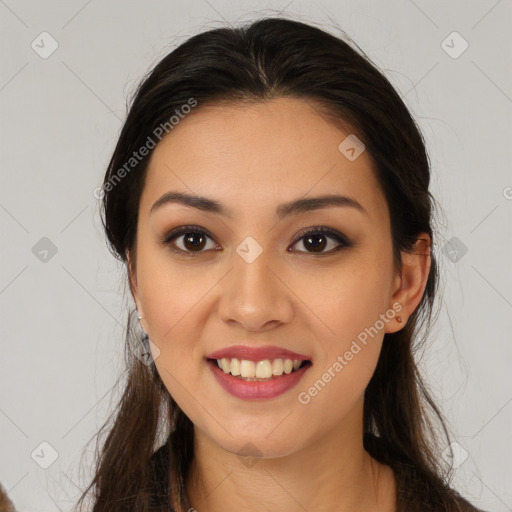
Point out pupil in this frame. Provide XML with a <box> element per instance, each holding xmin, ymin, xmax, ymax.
<box><xmin>305</xmin><ymin>234</ymin><xmax>326</xmax><ymax>252</ymax></box>
<box><xmin>184</xmin><ymin>233</ymin><xmax>205</xmax><ymax>251</ymax></box>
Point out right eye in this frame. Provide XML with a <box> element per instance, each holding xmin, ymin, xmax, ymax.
<box><xmin>162</xmin><ymin>226</ymin><xmax>220</xmax><ymax>255</ymax></box>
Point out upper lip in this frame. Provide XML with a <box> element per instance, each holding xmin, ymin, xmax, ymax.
<box><xmin>207</xmin><ymin>345</ymin><xmax>311</xmax><ymax>362</ymax></box>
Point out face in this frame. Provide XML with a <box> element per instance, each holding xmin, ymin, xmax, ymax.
<box><xmin>129</xmin><ymin>97</ymin><xmax>412</xmax><ymax>458</ymax></box>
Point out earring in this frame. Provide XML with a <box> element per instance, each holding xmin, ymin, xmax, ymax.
<box><xmin>136</xmin><ymin>311</ymin><xmax>147</xmax><ymax>335</ymax></box>
<box><xmin>396</xmin><ymin>316</ymin><xmax>403</xmax><ymax>323</ymax></box>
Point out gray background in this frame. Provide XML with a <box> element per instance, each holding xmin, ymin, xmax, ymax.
<box><xmin>1</xmin><ymin>1</ymin><xmax>511</xmax><ymax>510</ymax></box>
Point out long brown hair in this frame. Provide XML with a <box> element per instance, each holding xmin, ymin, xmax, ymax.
<box><xmin>75</xmin><ymin>16</ymin><xmax>483</xmax><ymax>512</ymax></box>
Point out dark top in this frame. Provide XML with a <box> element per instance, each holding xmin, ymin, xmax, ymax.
<box><xmin>148</xmin><ymin>434</ymin><xmax>486</xmax><ymax>512</ymax></box>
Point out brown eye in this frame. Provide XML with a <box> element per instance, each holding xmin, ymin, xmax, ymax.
<box><xmin>162</xmin><ymin>225</ymin><xmax>351</xmax><ymax>256</ymax></box>
<box><xmin>289</xmin><ymin>227</ymin><xmax>350</xmax><ymax>254</ymax></box>
<box><xmin>181</xmin><ymin>232</ymin><xmax>208</xmax><ymax>251</ymax></box>
<box><xmin>298</xmin><ymin>233</ymin><xmax>329</xmax><ymax>252</ymax></box>
<box><xmin>162</xmin><ymin>226</ymin><xmax>219</xmax><ymax>254</ymax></box>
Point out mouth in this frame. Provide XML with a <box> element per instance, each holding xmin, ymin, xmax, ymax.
<box><xmin>208</xmin><ymin>357</ymin><xmax>311</xmax><ymax>381</ymax></box>
<box><xmin>206</xmin><ymin>356</ymin><xmax>312</xmax><ymax>400</ymax></box>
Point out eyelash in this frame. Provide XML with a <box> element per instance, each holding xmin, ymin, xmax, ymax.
<box><xmin>161</xmin><ymin>225</ymin><xmax>352</xmax><ymax>256</ymax></box>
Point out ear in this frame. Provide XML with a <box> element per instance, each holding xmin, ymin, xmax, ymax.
<box><xmin>126</xmin><ymin>250</ymin><xmax>144</xmax><ymax>318</ymax></box>
<box><xmin>385</xmin><ymin>233</ymin><xmax>431</xmax><ymax>333</ymax></box>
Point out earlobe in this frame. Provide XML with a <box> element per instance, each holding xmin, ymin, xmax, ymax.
<box><xmin>386</xmin><ymin>234</ymin><xmax>431</xmax><ymax>332</ymax></box>
<box><xmin>126</xmin><ymin>252</ymin><xmax>148</xmax><ymax>331</ymax></box>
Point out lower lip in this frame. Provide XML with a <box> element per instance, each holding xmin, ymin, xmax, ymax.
<box><xmin>207</xmin><ymin>359</ymin><xmax>311</xmax><ymax>400</ymax></box>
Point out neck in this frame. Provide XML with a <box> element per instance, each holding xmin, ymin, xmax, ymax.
<box><xmin>184</xmin><ymin>399</ymin><xmax>396</xmax><ymax>512</ymax></box>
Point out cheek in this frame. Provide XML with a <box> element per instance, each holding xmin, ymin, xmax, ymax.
<box><xmin>137</xmin><ymin>248</ymin><xmax>214</xmax><ymax>343</ymax></box>
<box><xmin>297</xmin><ymin>311</ymin><xmax>386</xmax><ymax>424</ymax></box>
<box><xmin>291</xmin><ymin>253</ymin><xmax>393</xmax><ymax>343</ymax></box>
<box><xmin>292</xmin><ymin>251</ymin><xmax>392</xmax><ymax>399</ymax></box>
<box><xmin>136</xmin><ymin>261</ymin><xmax>212</xmax><ymax>404</ymax></box>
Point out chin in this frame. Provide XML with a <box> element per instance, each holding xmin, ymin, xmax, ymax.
<box><xmin>209</xmin><ymin>426</ymin><xmax>305</xmax><ymax>461</ymax></box>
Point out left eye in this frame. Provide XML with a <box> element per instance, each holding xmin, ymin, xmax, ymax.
<box><xmin>290</xmin><ymin>227</ymin><xmax>349</xmax><ymax>254</ymax></box>
<box><xmin>162</xmin><ymin>226</ymin><xmax>350</xmax><ymax>255</ymax></box>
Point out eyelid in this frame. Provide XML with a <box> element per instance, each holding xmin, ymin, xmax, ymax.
<box><xmin>291</xmin><ymin>225</ymin><xmax>351</xmax><ymax>247</ymax></box>
<box><xmin>160</xmin><ymin>225</ymin><xmax>220</xmax><ymax>254</ymax></box>
<box><xmin>161</xmin><ymin>225</ymin><xmax>351</xmax><ymax>255</ymax></box>
<box><xmin>160</xmin><ymin>225</ymin><xmax>215</xmax><ymax>244</ymax></box>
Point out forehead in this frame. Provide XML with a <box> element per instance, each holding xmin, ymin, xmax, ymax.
<box><xmin>140</xmin><ymin>97</ymin><xmax>387</xmax><ymax>222</ymax></box>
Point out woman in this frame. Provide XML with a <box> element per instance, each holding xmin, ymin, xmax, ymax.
<box><xmin>76</xmin><ymin>17</ymin><xmax>485</xmax><ymax>512</ymax></box>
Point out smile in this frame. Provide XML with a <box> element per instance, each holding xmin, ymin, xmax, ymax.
<box><xmin>214</xmin><ymin>357</ymin><xmax>306</xmax><ymax>380</ymax></box>
<box><xmin>207</xmin><ymin>357</ymin><xmax>312</xmax><ymax>400</ymax></box>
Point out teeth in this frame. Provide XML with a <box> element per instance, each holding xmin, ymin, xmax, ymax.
<box><xmin>221</xmin><ymin>358</ymin><xmax>231</xmax><ymax>373</ymax></box>
<box><xmin>230</xmin><ymin>358</ymin><xmax>241</xmax><ymax>376</ymax></box>
<box><xmin>240</xmin><ymin>360</ymin><xmax>256</xmax><ymax>378</ymax></box>
<box><xmin>272</xmin><ymin>358</ymin><xmax>283</xmax><ymax>375</ymax></box>
<box><xmin>215</xmin><ymin>357</ymin><xmax>305</xmax><ymax>379</ymax></box>
<box><xmin>255</xmin><ymin>360</ymin><xmax>272</xmax><ymax>378</ymax></box>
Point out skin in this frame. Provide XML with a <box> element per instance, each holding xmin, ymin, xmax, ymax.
<box><xmin>128</xmin><ymin>96</ymin><xmax>431</xmax><ymax>512</ymax></box>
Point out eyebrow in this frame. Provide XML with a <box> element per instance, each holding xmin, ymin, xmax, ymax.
<box><xmin>150</xmin><ymin>191</ymin><xmax>367</xmax><ymax>219</ymax></box>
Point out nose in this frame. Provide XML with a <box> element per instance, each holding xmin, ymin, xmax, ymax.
<box><xmin>218</xmin><ymin>249</ymin><xmax>294</xmax><ymax>333</ymax></box>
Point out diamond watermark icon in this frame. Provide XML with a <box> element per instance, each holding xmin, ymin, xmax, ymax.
<box><xmin>32</xmin><ymin>237</ymin><xmax>58</xmax><ymax>263</ymax></box>
<box><xmin>31</xmin><ymin>441</ymin><xmax>59</xmax><ymax>469</ymax></box>
<box><xmin>338</xmin><ymin>134</ymin><xmax>365</xmax><ymax>161</ymax></box>
<box><xmin>442</xmin><ymin>236</ymin><xmax>468</xmax><ymax>263</ymax></box>
<box><xmin>441</xmin><ymin>441</ymin><xmax>469</xmax><ymax>469</ymax></box>
<box><xmin>236</xmin><ymin>236</ymin><xmax>263</xmax><ymax>264</ymax></box>
<box><xmin>31</xmin><ymin>32</ymin><xmax>59</xmax><ymax>59</ymax></box>
<box><xmin>133</xmin><ymin>337</ymin><xmax>161</xmax><ymax>366</ymax></box>
<box><xmin>237</xmin><ymin>442</ymin><xmax>263</xmax><ymax>468</ymax></box>
<box><xmin>441</xmin><ymin>31</ymin><xmax>468</xmax><ymax>59</ymax></box>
